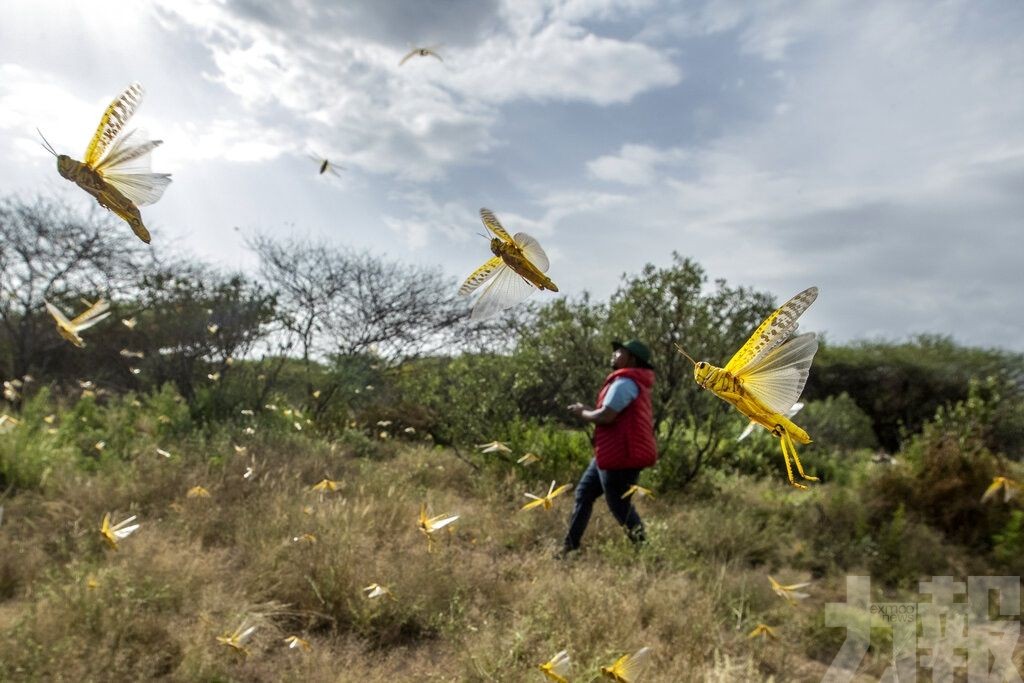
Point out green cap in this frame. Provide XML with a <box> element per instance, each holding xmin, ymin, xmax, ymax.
<box><xmin>612</xmin><ymin>339</ymin><xmax>654</xmax><ymax>369</ymax></box>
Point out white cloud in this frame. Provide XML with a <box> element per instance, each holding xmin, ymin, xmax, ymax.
<box><xmin>159</xmin><ymin>119</ymin><xmax>288</xmax><ymax>166</ymax></box>
<box><xmin>0</xmin><ymin>63</ymin><xmax>108</xmax><ymax>163</ymax></box>
<box><xmin>381</xmin><ymin>190</ymin><xmax>479</xmax><ymax>249</ymax></box>
<box><xmin>151</xmin><ymin>0</ymin><xmax>680</xmax><ymax>183</ymax></box>
<box><xmin>2</xmin><ymin>0</ymin><xmax>1023</xmax><ymax>350</ymax></box>
<box><xmin>446</xmin><ymin>20</ymin><xmax>680</xmax><ymax>106</ymax></box>
<box><xmin>519</xmin><ymin>0</ymin><xmax>1024</xmax><ymax>349</ymax></box>
<box><xmin>586</xmin><ymin>143</ymin><xmax>689</xmax><ymax>185</ymax></box>
<box><xmin>0</xmin><ymin>61</ymin><xmax>290</xmax><ymax>174</ymax></box>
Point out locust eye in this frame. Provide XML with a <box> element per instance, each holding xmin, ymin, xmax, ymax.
<box><xmin>697</xmin><ymin>362</ymin><xmax>706</xmax><ymax>369</ymax></box>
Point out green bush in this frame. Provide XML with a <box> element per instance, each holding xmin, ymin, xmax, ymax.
<box><xmin>336</xmin><ymin>427</ymin><xmax>395</xmax><ymax>460</ymax></box>
<box><xmin>801</xmin><ymin>393</ymin><xmax>878</xmax><ymax>453</ymax></box>
<box><xmin>504</xmin><ymin>419</ymin><xmax>592</xmax><ymax>483</ymax></box>
<box><xmin>867</xmin><ymin>503</ymin><xmax>951</xmax><ymax>588</ymax></box>
<box><xmin>993</xmin><ymin>510</ymin><xmax>1024</xmax><ymax>572</ymax></box>
<box><xmin>0</xmin><ymin>389</ymin><xmax>77</xmax><ymax>491</ymax></box>
<box><xmin>860</xmin><ymin>381</ymin><xmax>1023</xmax><ymax>556</ymax></box>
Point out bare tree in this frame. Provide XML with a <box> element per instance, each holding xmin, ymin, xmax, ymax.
<box><xmin>248</xmin><ymin>234</ymin><xmax>350</xmax><ymax>368</ymax></box>
<box><xmin>0</xmin><ymin>195</ymin><xmax>152</xmax><ymax>379</ymax></box>
<box><xmin>128</xmin><ymin>263</ymin><xmax>277</xmax><ymax>404</ymax></box>
<box><xmin>250</xmin><ymin>234</ymin><xmax>497</xmax><ymax>365</ymax></box>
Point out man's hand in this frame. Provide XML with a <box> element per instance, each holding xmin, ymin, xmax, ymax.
<box><xmin>568</xmin><ymin>402</ymin><xmax>619</xmax><ymax>425</ymax></box>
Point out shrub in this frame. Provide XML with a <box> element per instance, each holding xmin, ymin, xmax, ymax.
<box><xmin>800</xmin><ymin>393</ymin><xmax>878</xmax><ymax>453</ymax></box>
<box><xmin>0</xmin><ymin>389</ymin><xmax>77</xmax><ymax>491</ymax></box>
<box><xmin>993</xmin><ymin>510</ymin><xmax>1024</xmax><ymax>573</ymax></box>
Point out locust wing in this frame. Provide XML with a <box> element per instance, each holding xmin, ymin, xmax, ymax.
<box><xmin>469</xmin><ymin>262</ymin><xmax>537</xmax><ymax>320</ymax></box>
<box><xmin>84</xmin><ymin>83</ymin><xmax>144</xmax><ymax>167</ymax></box>
<box><xmin>724</xmin><ymin>287</ymin><xmax>818</xmax><ymax>376</ymax></box>
<box><xmin>459</xmin><ymin>256</ymin><xmax>502</xmax><ymax>296</ymax></box>
<box><xmin>95</xmin><ymin>129</ymin><xmax>172</xmax><ymax>206</ymax></box>
<box><xmin>479</xmin><ymin>207</ymin><xmax>513</xmax><ymax>243</ymax></box>
<box><xmin>513</xmin><ymin>232</ymin><xmax>550</xmax><ymax>273</ymax></box>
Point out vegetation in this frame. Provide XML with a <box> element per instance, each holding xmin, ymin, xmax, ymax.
<box><xmin>2</xmin><ymin>196</ymin><xmax>1023</xmax><ymax>680</ymax></box>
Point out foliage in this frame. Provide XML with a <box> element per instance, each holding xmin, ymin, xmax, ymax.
<box><xmin>0</xmin><ymin>388</ymin><xmax>76</xmax><ymax>491</ymax></box>
<box><xmin>807</xmin><ymin>336</ymin><xmax>1024</xmax><ymax>452</ymax></box>
<box><xmin>391</xmin><ymin>353</ymin><xmax>522</xmax><ymax>448</ymax></box>
<box><xmin>249</xmin><ymin>233</ymin><xmax>500</xmax><ymax>366</ymax></box>
<box><xmin>0</xmin><ymin>195</ymin><xmax>151</xmax><ymax>379</ymax></box>
<box><xmin>3</xmin><ymin>387</ymin><xmax>1023</xmax><ymax>681</ymax></box>
<box><xmin>513</xmin><ymin>254</ymin><xmax>777</xmax><ymax>490</ymax></box>
<box><xmin>993</xmin><ymin>510</ymin><xmax>1024</xmax><ymax>572</ymax></box>
<box><xmin>859</xmin><ymin>379</ymin><xmax>1022</xmax><ymax>552</ymax></box>
<box><xmin>799</xmin><ymin>393</ymin><xmax>878</xmax><ymax>454</ymax></box>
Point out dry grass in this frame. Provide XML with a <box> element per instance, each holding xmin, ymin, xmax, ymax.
<box><xmin>0</xmin><ymin>406</ymin><xmax>1010</xmax><ymax>682</ymax></box>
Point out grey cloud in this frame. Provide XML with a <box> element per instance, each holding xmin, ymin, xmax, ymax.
<box><xmin>226</xmin><ymin>0</ymin><xmax>501</xmax><ymax>47</ymax></box>
<box><xmin>761</xmin><ymin>165</ymin><xmax>1024</xmax><ymax>349</ymax></box>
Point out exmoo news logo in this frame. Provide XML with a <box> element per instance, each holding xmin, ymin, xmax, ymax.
<box><xmin>823</xmin><ymin>576</ymin><xmax>1021</xmax><ymax>682</ymax></box>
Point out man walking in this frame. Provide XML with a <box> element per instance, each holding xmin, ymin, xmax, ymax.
<box><xmin>563</xmin><ymin>339</ymin><xmax>657</xmax><ymax>554</ymax></box>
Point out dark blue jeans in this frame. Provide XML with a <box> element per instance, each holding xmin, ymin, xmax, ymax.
<box><xmin>563</xmin><ymin>457</ymin><xmax>645</xmax><ymax>551</ymax></box>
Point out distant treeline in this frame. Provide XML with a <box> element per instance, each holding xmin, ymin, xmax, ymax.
<box><xmin>3</xmin><ymin>195</ymin><xmax>1022</xmax><ymax>483</ymax></box>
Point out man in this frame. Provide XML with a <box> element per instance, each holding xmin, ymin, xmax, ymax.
<box><xmin>563</xmin><ymin>339</ymin><xmax>657</xmax><ymax>554</ymax></box>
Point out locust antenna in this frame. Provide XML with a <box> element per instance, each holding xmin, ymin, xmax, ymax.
<box><xmin>37</xmin><ymin>128</ymin><xmax>58</xmax><ymax>157</ymax></box>
<box><xmin>674</xmin><ymin>343</ymin><xmax>697</xmax><ymax>366</ymax></box>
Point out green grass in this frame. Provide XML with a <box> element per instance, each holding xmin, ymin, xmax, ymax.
<box><xmin>1</xmin><ymin>392</ymin><xmax>1023</xmax><ymax>681</ymax></box>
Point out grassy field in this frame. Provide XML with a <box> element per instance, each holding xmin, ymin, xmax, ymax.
<box><xmin>1</xmin><ymin>391</ymin><xmax>1022</xmax><ymax>682</ymax></box>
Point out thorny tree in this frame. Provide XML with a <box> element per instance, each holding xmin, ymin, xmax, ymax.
<box><xmin>0</xmin><ymin>196</ymin><xmax>151</xmax><ymax>380</ymax></box>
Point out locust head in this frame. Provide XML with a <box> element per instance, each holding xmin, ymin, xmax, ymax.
<box><xmin>37</xmin><ymin>129</ymin><xmax>74</xmax><ymax>179</ymax></box>
<box><xmin>676</xmin><ymin>343</ymin><xmax>717</xmax><ymax>389</ymax></box>
<box><xmin>56</xmin><ymin>154</ymin><xmax>78</xmax><ymax>179</ymax></box>
<box><xmin>488</xmin><ymin>237</ymin><xmax>504</xmax><ymax>257</ymax></box>
<box><xmin>694</xmin><ymin>361</ymin><xmax>716</xmax><ymax>389</ymax></box>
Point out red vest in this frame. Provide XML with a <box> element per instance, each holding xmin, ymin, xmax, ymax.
<box><xmin>593</xmin><ymin>367</ymin><xmax>657</xmax><ymax>470</ymax></box>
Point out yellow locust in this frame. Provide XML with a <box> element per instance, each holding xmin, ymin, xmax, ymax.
<box><xmin>417</xmin><ymin>504</ymin><xmax>459</xmax><ymax>551</ymax></box>
<box><xmin>538</xmin><ymin>649</ymin><xmax>571</xmax><ymax>682</ymax></box>
<box><xmin>216</xmin><ymin>620</ymin><xmax>257</xmax><ymax>657</ymax></box>
<box><xmin>600</xmin><ymin>647</ymin><xmax>651</xmax><ymax>682</ymax></box>
<box><xmin>99</xmin><ymin>512</ymin><xmax>140</xmax><ymax>550</ymax></box>
<box><xmin>748</xmin><ymin>623</ymin><xmax>778</xmax><ymax>641</ymax></box>
<box><xmin>768</xmin><ymin>575</ymin><xmax>811</xmax><ymax>605</ymax></box>
<box><xmin>521</xmin><ymin>481</ymin><xmax>572</xmax><ymax>511</ymax></box>
<box><xmin>459</xmin><ymin>208</ymin><xmax>558</xmax><ymax>320</ymax></box>
<box><xmin>678</xmin><ymin>287</ymin><xmax>820</xmax><ymax>489</ymax></box>
<box><xmin>44</xmin><ymin>298</ymin><xmax>111</xmax><ymax>347</ymax></box>
<box><xmin>40</xmin><ymin>82</ymin><xmax>171</xmax><ymax>243</ymax></box>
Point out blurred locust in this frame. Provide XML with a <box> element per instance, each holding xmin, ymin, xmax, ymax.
<box><xmin>283</xmin><ymin>635</ymin><xmax>311</xmax><ymax>652</ymax></box>
<box><xmin>748</xmin><ymin>623</ymin><xmax>778</xmax><ymax>641</ymax></box>
<box><xmin>99</xmin><ymin>512</ymin><xmax>139</xmax><ymax>550</ymax></box>
<box><xmin>538</xmin><ymin>649</ymin><xmax>571</xmax><ymax>682</ymax></box>
<box><xmin>216</xmin><ymin>620</ymin><xmax>256</xmax><ymax>657</ymax></box>
<box><xmin>982</xmin><ymin>476</ymin><xmax>1020</xmax><ymax>504</ymax></box>
<box><xmin>417</xmin><ymin>504</ymin><xmax>459</xmax><ymax>551</ymax></box>
<box><xmin>768</xmin><ymin>575</ymin><xmax>811</xmax><ymax>605</ymax></box>
<box><xmin>399</xmin><ymin>45</ymin><xmax>443</xmax><ymax>65</ymax></box>
<box><xmin>521</xmin><ymin>481</ymin><xmax>572</xmax><ymax>511</ymax></box>
<box><xmin>44</xmin><ymin>298</ymin><xmax>111</xmax><ymax>347</ymax></box>
<box><xmin>600</xmin><ymin>646</ymin><xmax>651</xmax><ymax>682</ymax></box>
<box><xmin>307</xmin><ymin>153</ymin><xmax>345</xmax><ymax>177</ymax></box>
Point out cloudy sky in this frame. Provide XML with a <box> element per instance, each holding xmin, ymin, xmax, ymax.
<box><xmin>1</xmin><ymin>0</ymin><xmax>1022</xmax><ymax>350</ymax></box>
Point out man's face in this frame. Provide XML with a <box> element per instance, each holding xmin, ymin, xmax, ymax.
<box><xmin>611</xmin><ymin>348</ymin><xmax>632</xmax><ymax>369</ymax></box>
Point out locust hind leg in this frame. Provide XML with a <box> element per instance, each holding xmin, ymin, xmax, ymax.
<box><xmin>777</xmin><ymin>432</ymin><xmax>806</xmax><ymax>489</ymax></box>
<box><xmin>783</xmin><ymin>429</ymin><xmax>818</xmax><ymax>483</ymax></box>
<box><xmin>98</xmin><ymin>191</ymin><xmax>151</xmax><ymax>244</ymax></box>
